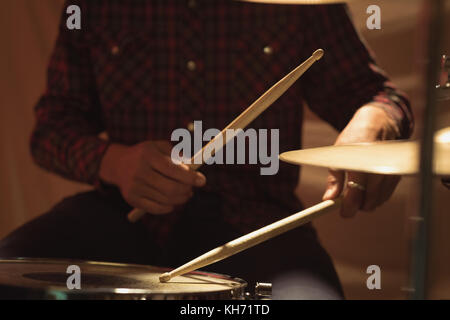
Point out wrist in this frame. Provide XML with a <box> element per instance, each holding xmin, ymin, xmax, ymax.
<box><xmin>99</xmin><ymin>143</ymin><xmax>130</xmax><ymax>186</ymax></box>
<box><xmin>355</xmin><ymin>103</ymin><xmax>401</xmax><ymax>140</ymax></box>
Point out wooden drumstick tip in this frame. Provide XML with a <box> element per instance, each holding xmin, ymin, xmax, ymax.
<box><xmin>313</xmin><ymin>49</ymin><xmax>324</xmax><ymax>61</ymax></box>
<box><xmin>159</xmin><ymin>272</ymin><xmax>171</xmax><ymax>283</ymax></box>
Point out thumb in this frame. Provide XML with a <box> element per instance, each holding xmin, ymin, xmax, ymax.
<box><xmin>322</xmin><ymin>169</ymin><xmax>345</xmax><ymax>200</ymax></box>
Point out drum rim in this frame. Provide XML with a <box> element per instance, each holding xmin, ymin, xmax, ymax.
<box><xmin>0</xmin><ymin>257</ymin><xmax>247</xmax><ymax>300</ymax></box>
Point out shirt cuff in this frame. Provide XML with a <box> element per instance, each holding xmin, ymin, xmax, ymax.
<box><xmin>76</xmin><ymin>136</ymin><xmax>111</xmax><ymax>189</ymax></box>
<box><xmin>370</xmin><ymin>93</ymin><xmax>412</xmax><ymax>139</ymax></box>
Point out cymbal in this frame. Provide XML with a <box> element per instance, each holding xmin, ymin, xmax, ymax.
<box><xmin>279</xmin><ymin>127</ymin><xmax>450</xmax><ymax>176</ymax></box>
<box><xmin>239</xmin><ymin>0</ymin><xmax>348</xmax><ymax>4</ymax></box>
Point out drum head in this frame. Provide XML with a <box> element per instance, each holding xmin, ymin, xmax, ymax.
<box><xmin>0</xmin><ymin>258</ymin><xmax>246</xmax><ymax>300</ymax></box>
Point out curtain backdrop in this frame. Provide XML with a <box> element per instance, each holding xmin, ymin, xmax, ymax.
<box><xmin>0</xmin><ymin>0</ymin><xmax>90</xmax><ymax>235</ymax></box>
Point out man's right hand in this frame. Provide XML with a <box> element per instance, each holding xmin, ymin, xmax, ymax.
<box><xmin>99</xmin><ymin>141</ymin><xmax>206</xmax><ymax>215</ymax></box>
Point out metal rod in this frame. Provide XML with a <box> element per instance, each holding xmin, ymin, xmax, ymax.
<box><xmin>408</xmin><ymin>0</ymin><xmax>444</xmax><ymax>300</ymax></box>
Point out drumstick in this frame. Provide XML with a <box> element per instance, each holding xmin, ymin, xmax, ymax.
<box><xmin>159</xmin><ymin>197</ymin><xmax>341</xmax><ymax>282</ymax></box>
<box><xmin>127</xmin><ymin>49</ymin><xmax>324</xmax><ymax>223</ymax></box>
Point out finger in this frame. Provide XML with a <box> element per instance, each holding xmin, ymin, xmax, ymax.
<box><xmin>341</xmin><ymin>172</ymin><xmax>366</xmax><ymax>218</ymax></box>
<box><xmin>128</xmin><ymin>194</ymin><xmax>174</xmax><ymax>215</ymax></box>
<box><xmin>361</xmin><ymin>174</ymin><xmax>385</xmax><ymax>211</ymax></box>
<box><xmin>322</xmin><ymin>169</ymin><xmax>345</xmax><ymax>200</ymax></box>
<box><xmin>141</xmin><ymin>167</ymin><xmax>193</xmax><ymax>197</ymax></box>
<box><xmin>134</xmin><ymin>177</ymin><xmax>193</xmax><ymax>206</ymax></box>
<box><xmin>146</xmin><ymin>148</ymin><xmax>206</xmax><ymax>187</ymax></box>
<box><xmin>376</xmin><ymin>175</ymin><xmax>401</xmax><ymax>207</ymax></box>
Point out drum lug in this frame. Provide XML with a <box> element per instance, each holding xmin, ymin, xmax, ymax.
<box><xmin>244</xmin><ymin>292</ymin><xmax>252</xmax><ymax>300</ymax></box>
<box><xmin>254</xmin><ymin>282</ymin><xmax>272</xmax><ymax>300</ymax></box>
<box><xmin>437</xmin><ymin>55</ymin><xmax>450</xmax><ymax>99</ymax></box>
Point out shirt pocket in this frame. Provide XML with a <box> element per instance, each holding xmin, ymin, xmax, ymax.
<box><xmin>86</xmin><ymin>28</ymin><xmax>157</xmax><ymax>143</ymax></box>
<box><xmin>229</xmin><ymin>12</ymin><xmax>305</xmax><ymax>131</ymax></box>
<box><xmin>87</xmin><ymin>28</ymin><xmax>155</xmax><ymax>113</ymax></box>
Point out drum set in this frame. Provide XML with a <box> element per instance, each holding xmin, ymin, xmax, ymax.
<box><xmin>0</xmin><ymin>0</ymin><xmax>448</xmax><ymax>300</ymax></box>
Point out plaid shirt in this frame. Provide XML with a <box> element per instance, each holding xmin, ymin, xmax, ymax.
<box><xmin>31</xmin><ymin>0</ymin><xmax>413</xmax><ymax>238</ymax></box>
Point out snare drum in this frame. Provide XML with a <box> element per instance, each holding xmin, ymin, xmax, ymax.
<box><xmin>0</xmin><ymin>258</ymin><xmax>247</xmax><ymax>300</ymax></box>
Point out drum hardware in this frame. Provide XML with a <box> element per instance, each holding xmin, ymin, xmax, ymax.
<box><xmin>241</xmin><ymin>283</ymin><xmax>273</xmax><ymax>300</ymax></box>
<box><xmin>408</xmin><ymin>0</ymin><xmax>445</xmax><ymax>300</ymax></box>
<box><xmin>437</xmin><ymin>55</ymin><xmax>450</xmax><ymax>88</ymax></box>
<box><xmin>437</xmin><ymin>55</ymin><xmax>450</xmax><ymax>188</ymax></box>
<box><xmin>127</xmin><ymin>49</ymin><xmax>324</xmax><ymax>223</ymax></box>
<box><xmin>437</xmin><ymin>55</ymin><xmax>450</xmax><ymax>101</ymax></box>
<box><xmin>254</xmin><ymin>282</ymin><xmax>273</xmax><ymax>300</ymax></box>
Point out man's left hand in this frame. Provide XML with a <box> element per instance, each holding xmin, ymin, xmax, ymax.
<box><xmin>322</xmin><ymin>104</ymin><xmax>402</xmax><ymax>218</ymax></box>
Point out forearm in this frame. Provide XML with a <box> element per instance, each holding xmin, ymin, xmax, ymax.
<box><xmin>30</xmin><ymin>128</ymin><xmax>109</xmax><ymax>187</ymax></box>
<box><xmin>30</xmin><ymin>97</ymin><xmax>109</xmax><ymax>187</ymax></box>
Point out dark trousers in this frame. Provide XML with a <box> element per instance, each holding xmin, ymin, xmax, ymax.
<box><xmin>0</xmin><ymin>190</ymin><xmax>344</xmax><ymax>299</ymax></box>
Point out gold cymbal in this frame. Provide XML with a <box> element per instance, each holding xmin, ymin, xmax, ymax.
<box><xmin>279</xmin><ymin>127</ymin><xmax>450</xmax><ymax>176</ymax></box>
<box><xmin>239</xmin><ymin>0</ymin><xmax>348</xmax><ymax>4</ymax></box>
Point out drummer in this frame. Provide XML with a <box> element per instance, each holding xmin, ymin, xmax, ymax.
<box><xmin>0</xmin><ymin>1</ymin><xmax>413</xmax><ymax>299</ymax></box>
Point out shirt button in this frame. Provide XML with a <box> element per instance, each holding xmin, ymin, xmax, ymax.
<box><xmin>187</xmin><ymin>60</ymin><xmax>197</xmax><ymax>71</ymax></box>
<box><xmin>188</xmin><ymin>0</ymin><xmax>196</xmax><ymax>8</ymax></box>
<box><xmin>111</xmin><ymin>45</ymin><xmax>120</xmax><ymax>55</ymax></box>
<box><xmin>187</xmin><ymin>122</ymin><xmax>195</xmax><ymax>132</ymax></box>
<box><xmin>263</xmin><ymin>46</ymin><xmax>273</xmax><ymax>56</ymax></box>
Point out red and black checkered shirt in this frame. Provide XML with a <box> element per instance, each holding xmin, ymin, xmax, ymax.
<box><xmin>31</xmin><ymin>0</ymin><xmax>413</xmax><ymax>237</ymax></box>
